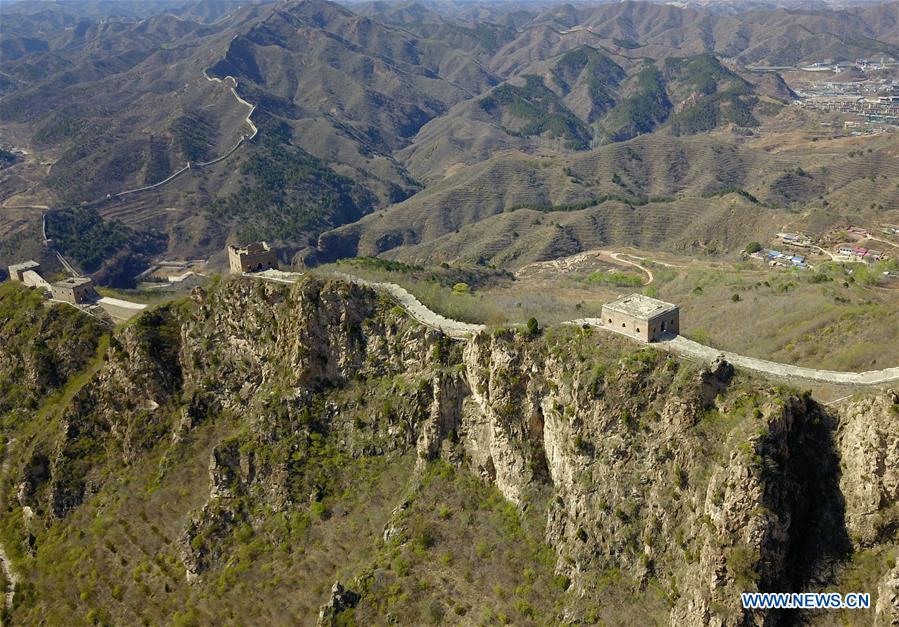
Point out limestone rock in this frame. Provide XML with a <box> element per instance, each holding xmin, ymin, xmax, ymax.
<box><xmin>317</xmin><ymin>581</ymin><xmax>360</xmax><ymax>625</ymax></box>
<box><xmin>875</xmin><ymin>560</ymin><xmax>899</xmax><ymax>626</ymax></box>
<box><xmin>838</xmin><ymin>395</ymin><xmax>899</xmax><ymax>546</ymax></box>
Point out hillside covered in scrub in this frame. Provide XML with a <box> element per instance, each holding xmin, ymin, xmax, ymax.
<box><xmin>1</xmin><ymin>277</ymin><xmax>898</xmax><ymax>625</ymax></box>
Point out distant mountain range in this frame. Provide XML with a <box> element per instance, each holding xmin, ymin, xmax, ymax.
<box><xmin>0</xmin><ymin>0</ymin><xmax>897</xmax><ymax>281</ymax></box>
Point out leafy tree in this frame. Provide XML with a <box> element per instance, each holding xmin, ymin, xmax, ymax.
<box><xmin>745</xmin><ymin>242</ymin><xmax>763</xmax><ymax>254</ymax></box>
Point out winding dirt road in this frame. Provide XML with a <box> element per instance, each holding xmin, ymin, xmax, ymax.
<box><xmin>516</xmin><ymin>248</ymin><xmax>662</xmax><ymax>285</ymax></box>
<box><xmin>608</xmin><ymin>252</ymin><xmax>654</xmax><ymax>284</ymax></box>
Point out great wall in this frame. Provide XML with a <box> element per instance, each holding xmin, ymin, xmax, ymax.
<box><xmin>247</xmin><ymin>268</ymin><xmax>899</xmax><ymax>388</ymax></box>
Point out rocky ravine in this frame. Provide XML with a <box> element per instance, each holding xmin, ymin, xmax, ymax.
<box><xmin>0</xmin><ymin>276</ymin><xmax>897</xmax><ymax>625</ymax></box>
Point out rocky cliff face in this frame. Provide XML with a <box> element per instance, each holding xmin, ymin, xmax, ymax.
<box><xmin>0</xmin><ymin>282</ymin><xmax>104</xmax><ymax>416</ymax></box>
<box><xmin>1</xmin><ymin>276</ymin><xmax>897</xmax><ymax>624</ymax></box>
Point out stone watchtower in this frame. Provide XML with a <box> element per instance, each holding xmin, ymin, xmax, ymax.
<box><xmin>50</xmin><ymin>277</ymin><xmax>97</xmax><ymax>304</ymax></box>
<box><xmin>8</xmin><ymin>260</ymin><xmax>41</xmax><ymax>281</ymax></box>
<box><xmin>601</xmin><ymin>294</ymin><xmax>679</xmax><ymax>342</ymax></box>
<box><xmin>227</xmin><ymin>241</ymin><xmax>278</xmax><ymax>273</ymax></box>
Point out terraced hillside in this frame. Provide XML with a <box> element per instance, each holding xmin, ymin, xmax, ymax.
<box><xmin>400</xmin><ymin>50</ymin><xmax>790</xmax><ymax>183</ymax></box>
<box><xmin>2</xmin><ymin>0</ymin><xmax>899</xmax><ymax>280</ymax></box>
<box><xmin>315</xmin><ymin>129</ymin><xmax>899</xmax><ymax>266</ymax></box>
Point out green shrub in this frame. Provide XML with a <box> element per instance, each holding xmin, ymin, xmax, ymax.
<box><xmin>585</xmin><ymin>271</ymin><xmax>643</xmax><ymax>287</ymax></box>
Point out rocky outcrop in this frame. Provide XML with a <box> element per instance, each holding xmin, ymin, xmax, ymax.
<box><xmin>415</xmin><ymin>371</ymin><xmax>468</xmax><ymax>462</ymax></box>
<box><xmin>838</xmin><ymin>393</ymin><xmax>899</xmax><ymax>546</ymax></box>
<box><xmin>875</xmin><ymin>560</ymin><xmax>899</xmax><ymax>626</ymax></box>
<box><xmin>4</xmin><ymin>276</ymin><xmax>899</xmax><ymax>625</ymax></box>
<box><xmin>461</xmin><ymin>331</ymin><xmax>548</xmax><ymax>505</ymax></box>
<box><xmin>181</xmin><ymin>502</ymin><xmax>246</xmax><ymax>582</ymax></box>
<box><xmin>171</xmin><ymin>281</ymin><xmax>899</xmax><ymax>624</ymax></box>
<box><xmin>317</xmin><ymin>581</ymin><xmax>360</xmax><ymax>625</ymax></box>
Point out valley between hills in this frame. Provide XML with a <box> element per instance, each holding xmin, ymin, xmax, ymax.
<box><xmin>1</xmin><ymin>0</ymin><xmax>899</xmax><ymax>624</ymax></box>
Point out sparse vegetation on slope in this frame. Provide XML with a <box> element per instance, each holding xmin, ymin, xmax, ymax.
<box><xmin>599</xmin><ymin>65</ymin><xmax>672</xmax><ymax>143</ymax></box>
<box><xmin>0</xmin><ymin>282</ymin><xmax>105</xmax><ymax>415</ymax></box>
<box><xmin>206</xmin><ymin>136</ymin><xmax>376</xmax><ymax>244</ymax></box>
<box><xmin>479</xmin><ymin>75</ymin><xmax>593</xmax><ymax>149</ymax></box>
<box><xmin>171</xmin><ymin>109</ymin><xmax>217</xmax><ymax>162</ymax></box>
<box><xmin>551</xmin><ymin>47</ymin><xmax>626</xmax><ymax>121</ymax></box>
<box><xmin>2</xmin><ymin>277</ymin><xmax>895</xmax><ymax>624</ymax></box>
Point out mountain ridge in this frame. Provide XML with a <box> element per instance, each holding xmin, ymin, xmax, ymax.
<box><xmin>1</xmin><ymin>0</ymin><xmax>898</xmax><ymax>279</ymax></box>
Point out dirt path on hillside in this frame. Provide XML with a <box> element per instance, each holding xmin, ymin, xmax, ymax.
<box><xmin>515</xmin><ymin>248</ymin><xmax>667</xmax><ymax>284</ymax></box>
<box><xmin>608</xmin><ymin>252</ymin><xmax>654</xmax><ymax>284</ymax></box>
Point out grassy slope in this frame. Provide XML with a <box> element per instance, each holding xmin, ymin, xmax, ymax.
<box><xmin>318</xmin><ymin>252</ymin><xmax>899</xmax><ymax>372</ymax></box>
<box><xmin>0</xmin><ymin>282</ymin><xmax>106</xmax><ymax>413</ymax></box>
<box><xmin>349</xmin><ymin>462</ymin><xmax>564</xmax><ymax>625</ymax></box>
<box><xmin>653</xmin><ymin>260</ymin><xmax>899</xmax><ymax>371</ymax></box>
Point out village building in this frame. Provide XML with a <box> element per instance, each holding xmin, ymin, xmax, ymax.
<box><xmin>602</xmin><ymin>294</ymin><xmax>680</xmax><ymax>342</ymax></box>
<box><xmin>50</xmin><ymin>277</ymin><xmax>97</xmax><ymax>304</ymax></box>
<box><xmin>8</xmin><ymin>260</ymin><xmax>40</xmax><ymax>282</ymax></box>
<box><xmin>227</xmin><ymin>241</ymin><xmax>278</xmax><ymax>273</ymax></box>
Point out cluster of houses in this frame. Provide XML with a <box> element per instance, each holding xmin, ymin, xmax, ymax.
<box><xmin>836</xmin><ymin>245</ymin><xmax>888</xmax><ymax>262</ymax></box>
<box><xmin>777</xmin><ymin>232</ymin><xmax>812</xmax><ymax>248</ymax></box>
<box><xmin>829</xmin><ymin>225</ymin><xmax>894</xmax><ymax>262</ymax></box>
<box><xmin>749</xmin><ymin>247</ymin><xmax>808</xmax><ymax>269</ymax></box>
